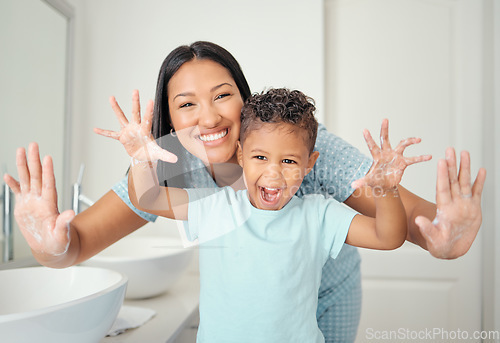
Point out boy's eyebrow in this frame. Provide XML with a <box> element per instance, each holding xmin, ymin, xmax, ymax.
<box><xmin>250</xmin><ymin>148</ymin><xmax>302</xmax><ymax>159</ymax></box>
<box><xmin>173</xmin><ymin>83</ymin><xmax>233</xmax><ymax>101</ymax></box>
<box><xmin>250</xmin><ymin>148</ymin><xmax>268</xmax><ymax>154</ymax></box>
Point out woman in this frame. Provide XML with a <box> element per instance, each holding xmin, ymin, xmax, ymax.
<box><xmin>4</xmin><ymin>41</ymin><xmax>486</xmax><ymax>342</ymax></box>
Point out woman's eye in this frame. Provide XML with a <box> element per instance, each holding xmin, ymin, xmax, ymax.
<box><xmin>215</xmin><ymin>93</ymin><xmax>230</xmax><ymax>100</ymax></box>
<box><xmin>282</xmin><ymin>159</ymin><xmax>296</xmax><ymax>164</ymax></box>
<box><xmin>180</xmin><ymin>102</ymin><xmax>194</xmax><ymax>109</ymax></box>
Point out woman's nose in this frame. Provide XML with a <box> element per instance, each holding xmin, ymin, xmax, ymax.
<box><xmin>198</xmin><ymin>104</ymin><xmax>222</xmax><ymax>128</ymax></box>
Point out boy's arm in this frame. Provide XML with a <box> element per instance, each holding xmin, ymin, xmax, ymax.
<box><xmin>345</xmin><ymin>119</ymin><xmax>431</xmax><ymax>250</ymax></box>
<box><xmin>95</xmin><ymin>90</ymin><xmax>188</xmax><ymax>220</ymax></box>
<box><xmin>346</xmin><ymin>190</ymin><xmax>406</xmax><ymax>249</ymax></box>
<box><xmin>128</xmin><ymin>161</ymin><xmax>188</xmax><ymax>221</ymax></box>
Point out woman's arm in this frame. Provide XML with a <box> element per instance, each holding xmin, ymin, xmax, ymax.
<box><xmin>3</xmin><ymin>143</ymin><xmax>149</xmax><ymax>268</ymax></box>
<box><xmin>345</xmin><ymin>148</ymin><xmax>486</xmax><ymax>259</ymax></box>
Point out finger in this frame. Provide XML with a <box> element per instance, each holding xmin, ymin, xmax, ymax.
<box><xmin>109</xmin><ymin>96</ymin><xmax>129</xmax><ymax>128</ymax></box>
<box><xmin>143</xmin><ymin>99</ymin><xmax>154</xmax><ymax>134</ymax></box>
<box><xmin>471</xmin><ymin>167</ymin><xmax>486</xmax><ymax>199</ymax></box>
<box><xmin>131</xmin><ymin>89</ymin><xmax>141</xmax><ymax>124</ymax></box>
<box><xmin>457</xmin><ymin>150</ymin><xmax>472</xmax><ymax>196</ymax></box>
<box><xmin>41</xmin><ymin>155</ymin><xmax>58</xmax><ymax>205</ymax></box>
<box><xmin>93</xmin><ymin>127</ymin><xmax>121</xmax><ymax>139</ymax></box>
<box><xmin>16</xmin><ymin>147</ymin><xmax>30</xmax><ymax>193</ymax></box>
<box><xmin>404</xmin><ymin>154</ymin><xmax>432</xmax><ymax>166</ymax></box>
<box><xmin>3</xmin><ymin>173</ymin><xmax>21</xmax><ymax>194</ymax></box>
<box><xmin>445</xmin><ymin>147</ymin><xmax>460</xmax><ymax>197</ymax></box>
<box><xmin>379</xmin><ymin>118</ymin><xmax>391</xmax><ymax>149</ymax></box>
<box><xmin>363</xmin><ymin>129</ymin><xmax>380</xmax><ymax>157</ymax></box>
<box><xmin>27</xmin><ymin>143</ymin><xmax>43</xmax><ymax>196</ymax></box>
<box><xmin>436</xmin><ymin>159</ymin><xmax>452</xmax><ymax>206</ymax></box>
<box><xmin>395</xmin><ymin>137</ymin><xmax>421</xmax><ymax>154</ymax></box>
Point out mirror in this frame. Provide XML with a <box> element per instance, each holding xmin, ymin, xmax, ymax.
<box><xmin>0</xmin><ymin>0</ymin><xmax>73</xmax><ymax>262</ymax></box>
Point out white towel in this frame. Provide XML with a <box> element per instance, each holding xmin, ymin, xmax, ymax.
<box><xmin>107</xmin><ymin>305</ymin><xmax>156</xmax><ymax>336</ymax></box>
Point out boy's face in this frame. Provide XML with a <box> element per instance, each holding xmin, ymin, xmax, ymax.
<box><xmin>237</xmin><ymin>122</ymin><xmax>319</xmax><ymax>211</ymax></box>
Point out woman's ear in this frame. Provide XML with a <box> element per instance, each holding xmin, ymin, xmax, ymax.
<box><xmin>305</xmin><ymin>151</ymin><xmax>320</xmax><ymax>175</ymax></box>
<box><xmin>237</xmin><ymin>141</ymin><xmax>243</xmax><ymax>167</ymax></box>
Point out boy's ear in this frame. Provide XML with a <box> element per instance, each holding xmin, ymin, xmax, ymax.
<box><xmin>237</xmin><ymin>141</ymin><xmax>243</xmax><ymax>167</ymax></box>
<box><xmin>305</xmin><ymin>151</ymin><xmax>320</xmax><ymax>175</ymax></box>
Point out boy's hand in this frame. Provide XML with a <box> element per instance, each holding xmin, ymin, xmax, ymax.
<box><xmin>351</xmin><ymin>119</ymin><xmax>432</xmax><ymax>195</ymax></box>
<box><xmin>94</xmin><ymin>90</ymin><xmax>177</xmax><ymax>164</ymax></box>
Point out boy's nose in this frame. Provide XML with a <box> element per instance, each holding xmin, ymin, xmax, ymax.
<box><xmin>263</xmin><ymin>163</ymin><xmax>284</xmax><ymax>181</ymax></box>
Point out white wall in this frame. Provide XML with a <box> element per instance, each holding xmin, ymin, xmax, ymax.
<box><xmin>67</xmin><ymin>0</ymin><xmax>324</xmax><ymax>219</ymax></box>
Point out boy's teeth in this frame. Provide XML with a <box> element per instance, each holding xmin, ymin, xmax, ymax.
<box><xmin>261</xmin><ymin>187</ymin><xmax>281</xmax><ymax>203</ymax></box>
<box><xmin>199</xmin><ymin>129</ymin><xmax>228</xmax><ymax>142</ymax></box>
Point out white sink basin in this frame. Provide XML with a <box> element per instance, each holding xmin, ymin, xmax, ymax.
<box><xmin>83</xmin><ymin>236</ymin><xmax>194</xmax><ymax>299</ymax></box>
<box><xmin>0</xmin><ymin>266</ymin><xmax>127</xmax><ymax>343</ymax></box>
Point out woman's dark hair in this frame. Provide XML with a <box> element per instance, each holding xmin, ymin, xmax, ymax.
<box><xmin>152</xmin><ymin>41</ymin><xmax>251</xmax><ymax>186</ymax></box>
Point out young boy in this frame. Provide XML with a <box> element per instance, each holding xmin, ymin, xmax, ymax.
<box><xmin>125</xmin><ymin>88</ymin><xmax>428</xmax><ymax>342</ymax></box>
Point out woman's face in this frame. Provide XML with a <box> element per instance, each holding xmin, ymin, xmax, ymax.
<box><xmin>168</xmin><ymin>59</ymin><xmax>244</xmax><ymax>165</ymax></box>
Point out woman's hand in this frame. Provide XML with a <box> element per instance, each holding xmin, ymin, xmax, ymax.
<box><xmin>415</xmin><ymin>148</ymin><xmax>486</xmax><ymax>259</ymax></box>
<box><xmin>351</xmin><ymin>119</ymin><xmax>432</xmax><ymax>195</ymax></box>
<box><xmin>3</xmin><ymin>143</ymin><xmax>75</xmax><ymax>256</ymax></box>
<box><xmin>94</xmin><ymin>90</ymin><xmax>177</xmax><ymax>164</ymax></box>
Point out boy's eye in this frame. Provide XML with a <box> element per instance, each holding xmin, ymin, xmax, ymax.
<box><xmin>254</xmin><ymin>155</ymin><xmax>267</xmax><ymax>161</ymax></box>
<box><xmin>282</xmin><ymin>159</ymin><xmax>296</xmax><ymax>164</ymax></box>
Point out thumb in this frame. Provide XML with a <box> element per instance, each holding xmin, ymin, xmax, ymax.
<box><xmin>159</xmin><ymin>149</ymin><xmax>178</xmax><ymax>164</ymax></box>
<box><xmin>54</xmin><ymin>210</ymin><xmax>75</xmax><ymax>238</ymax></box>
<box><xmin>415</xmin><ymin>215</ymin><xmax>437</xmax><ymax>243</ymax></box>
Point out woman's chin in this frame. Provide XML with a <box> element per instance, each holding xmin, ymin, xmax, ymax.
<box><xmin>203</xmin><ymin>149</ymin><xmax>238</xmax><ymax>165</ymax></box>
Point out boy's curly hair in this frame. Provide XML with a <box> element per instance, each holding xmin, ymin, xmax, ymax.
<box><xmin>240</xmin><ymin>88</ymin><xmax>318</xmax><ymax>153</ymax></box>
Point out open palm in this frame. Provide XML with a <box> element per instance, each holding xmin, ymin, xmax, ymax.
<box><xmin>415</xmin><ymin>148</ymin><xmax>486</xmax><ymax>258</ymax></box>
<box><xmin>94</xmin><ymin>90</ymin><xmax>177</xmax><ymax>164</ymax></box>
<box><xmin>352</xmin><ymin>119</ymin><xmax>432</xmax><ymax>194</ymax></box>
<box><xmin>3</xmin><ymin>144</ymin><xmax>74</xmax><ymax>256</ymax></box>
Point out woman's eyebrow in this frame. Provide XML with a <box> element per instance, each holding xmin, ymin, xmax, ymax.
<box><xmin>172</xmin><ymin>83</ymin><xmax>233</xmax><ymax>101</ymax></box>
<box><xmin>211</xmin><ymin>82</ymin><xmax>233</xmax><ymax>92</ymax></box>
<box><xmin>173</xmin><ymin>92</ymin><xmax>194</xmax><ymax>101</ymax></box>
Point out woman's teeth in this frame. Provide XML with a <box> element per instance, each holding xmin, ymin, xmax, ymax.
<box><xmin>199</xmin><ymin>129</ymin><xmax>228</xmax><ymax>142</ymax></box>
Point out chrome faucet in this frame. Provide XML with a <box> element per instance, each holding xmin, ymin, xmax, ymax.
<box><xmin>2</xmin><ymin>180</ymin><xmax>13</xmax><ymax>262</ymax></box>
<box><xmin>72</xmin><ymin>164</ymin><xmax>94</xmax><ymax>215</ymax></box>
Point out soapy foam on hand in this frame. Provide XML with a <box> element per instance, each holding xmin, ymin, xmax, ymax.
<box><xmin>18</xmin><ymin>194</ymin><xmax>71</xmax><ymax>256</ymax></box>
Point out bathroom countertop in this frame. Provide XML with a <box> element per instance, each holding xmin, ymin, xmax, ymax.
<box><xmin>101</xmin><ymin>259</ymin><xmax>200</xmax><ymax>343</ymax></box>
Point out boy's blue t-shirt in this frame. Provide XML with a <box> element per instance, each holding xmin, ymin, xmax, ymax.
<box><xmin>185</xmin><ymin>186</ymin><xmax>357</xmax><ymax>343</ymax></box>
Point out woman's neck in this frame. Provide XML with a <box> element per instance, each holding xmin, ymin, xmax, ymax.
<box><xmin>205</xmin><ymin>157</ymin><xmax>245</xmax><ymax>190</ymax></box>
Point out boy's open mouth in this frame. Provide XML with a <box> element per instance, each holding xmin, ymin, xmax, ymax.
<box><xmin>259</xmin><ymin>186</ymin><xmax>282</xmax><ymax>206</ymax></box>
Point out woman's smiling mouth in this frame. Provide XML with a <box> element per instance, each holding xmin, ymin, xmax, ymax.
<box><xmin>198</xmin><ymin>128</ymin><xmax>229</xmax><ymax>142</ymax></box>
